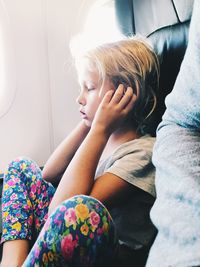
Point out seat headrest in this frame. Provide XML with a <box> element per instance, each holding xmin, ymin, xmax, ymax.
<box><xmin>115</xmin><ymin>0</ymin><xmax>194</xmax><ymax>134</ymax></box>
<box><xmin>115</xmin><ymin>0</ymin><xmax>194</xmax><ymax>36</ymax></box>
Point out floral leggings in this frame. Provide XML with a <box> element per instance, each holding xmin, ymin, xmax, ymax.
<box><xmin>1</xmin><ymin>158</ymin><xmax>117</xmax><ymax>267</ymax></box>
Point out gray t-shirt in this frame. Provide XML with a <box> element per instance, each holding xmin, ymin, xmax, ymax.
<box><xmin>95</xmin><ymin>135</ymin><xmax>156</xmax><ymax>249</ymax></box>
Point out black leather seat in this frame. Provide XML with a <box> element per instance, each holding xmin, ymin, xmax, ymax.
<box><xmin>115</xmin><ymin>0</ymin><xmax>194</xmax><ymax>135</ymax></box>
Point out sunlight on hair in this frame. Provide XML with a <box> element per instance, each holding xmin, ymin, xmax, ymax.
<box><xmin>84</xmin><ymin>0</ymin><xmax>123</xmax><ymax>43</ymax></box>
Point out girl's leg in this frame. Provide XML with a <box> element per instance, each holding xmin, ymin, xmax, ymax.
<box><xmin>1</xmin><ymin>157</ymin><xmax>56</xmax><ymax>267</ymax></box>
<box><xmin>23</xmin><ymin>195</ymin><xmax>118</xmax><ymax>267</ymax></box>
<box><xmin>1</xmin><ymin>240</ymin><xmax>30</xmax><ymax>267</ymax></box>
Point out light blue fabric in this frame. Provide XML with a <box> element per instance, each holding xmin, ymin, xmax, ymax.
<box><xmin>146</xmin><ymin>0</ymin><xmax>200</xmax><ymax>266</ymax></box>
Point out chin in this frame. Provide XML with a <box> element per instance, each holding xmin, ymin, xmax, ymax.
<box><xmin>83</xmin><ymin>119</ymin><xmax>92</xmax><ymax>128</ymax></box>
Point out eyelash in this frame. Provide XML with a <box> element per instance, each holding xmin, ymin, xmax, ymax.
<box><xmin>87</xmin><ymin>87</ymin><xmax>95</xmax><ymax>92</ymax></box>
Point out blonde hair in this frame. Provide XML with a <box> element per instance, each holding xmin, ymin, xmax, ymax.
<box><xmin>71</xmin><ymin>36</ymin><xmax>160</xmax><ymax>134</ymax></box>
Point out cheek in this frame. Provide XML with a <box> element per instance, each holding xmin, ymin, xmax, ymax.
<box><xmin>91</xmin><ymin>100</ymin><xmax>100</xmax><ymax>115</ymax></box>
<box><xmin>88</xmin><ymin>95</ymin><xmax>100</xmax><ymax>112</ymax></box>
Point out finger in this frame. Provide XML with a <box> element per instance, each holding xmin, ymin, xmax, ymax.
<box><xmin>100</xmin><ymin>90</ymin><xmax>115</xmax><ymax>105</ymax></box>
<box><xmin>124</xmin><ymin>93</ymin><xmax>137</xmax><ymax>113</ymax></box>
<box><xmin>123</xmin><ymin>94</ymin><xmax>137</xmax><ymax>115</ymax></box>
<box><xmin>119</xmin><ymin>87</ymin><xmax>136</xmax><ymax>109</ymax></box>
<box><xmin>110</xmin><ymin>84</ymin><xmax>124</xmax><ymax>104</ymax></box>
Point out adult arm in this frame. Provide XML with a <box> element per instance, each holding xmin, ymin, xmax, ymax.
<box><xmin>146</xmin><ymin>1</ymin><xmax>200</xmax><ymax>266</ymax></box>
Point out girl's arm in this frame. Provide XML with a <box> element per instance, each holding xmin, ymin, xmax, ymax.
<box><xmin>42</xmin><ymin>121</ymin><xmax>89</xmax><ymax>184</ymax></box>
<box><xmin>90</xmin><ymin>172</ymin><xmax>137</xmax><ymax>209</ymax></box>
<box><xmin>48</xmin><ymin>126</ymin><xmax>109</xmax><ymax>214</ymax></box>
<box><xmin>48</xmin><ymin>86</ymin><xmax>136</xmax><ymax>214</ymax></box>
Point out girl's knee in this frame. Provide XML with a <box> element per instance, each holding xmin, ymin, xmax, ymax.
<box><xmin>50</xmin><ymin>194</ymin><xmax>116</xmax><ymax>240</ymax></box>
<box><xmin>8</xmin><ymin>157</ymin><xmax>38</xmax><ymax>171</ymax></box>
<box><xmin>5</xmin><ymin>157</ymin><xmax>42</xmax><ymax>183</ymax></box>
<box><xmin>56</xmin><ymin>194</ymin><xmax>113</xmax><ymax>224</ymax></box>
<box><xmin>50</xmin><ymin>195</ymin><xmax>117</xmax><ymax>261</ymax></box>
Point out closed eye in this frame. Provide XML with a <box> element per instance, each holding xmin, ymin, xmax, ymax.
<box><xmin>87</xmin><ymin>87</ymin><xmax>95</xmax><ymax>92</ymax></box>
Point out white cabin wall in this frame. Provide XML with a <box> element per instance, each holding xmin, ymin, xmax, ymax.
<box><xmin>46</xmin><ymin>0</ymin><xmax>93</xmax><ymax>149</ymax></box>
<box><xmin>0</xmin><ymin>0</ymin><xmax>93</xmax><ymax>171</ymax></box>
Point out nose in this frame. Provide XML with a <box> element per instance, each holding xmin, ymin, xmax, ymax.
<box><xmin>76</xmin><ymin>90</ymin><xmax>86</xmax><ymax>106</ymax></box>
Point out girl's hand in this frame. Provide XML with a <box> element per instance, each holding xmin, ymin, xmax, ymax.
<box><xmin>91</xmin><ymin>84</ymin><xmax>137</xmax><ymax>136</ymax></box>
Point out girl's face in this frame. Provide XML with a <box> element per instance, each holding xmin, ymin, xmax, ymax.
<box><xmin>77</xmin><ymin>66</ymin><xmax>114</xmax><ymax>127</ymax></box>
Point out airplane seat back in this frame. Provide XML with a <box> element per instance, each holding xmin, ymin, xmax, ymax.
<box><xmin>114</xmin><ymin>0</ymin><xmax>194</xmax><ymax>135</ymax></box>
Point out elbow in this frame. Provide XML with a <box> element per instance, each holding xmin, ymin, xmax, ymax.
<box><xmin>42</xmin><ymin>165</ymin><xmax>55</xmax><ymax>182</ymax></box>
<box><xmin>41</xmin><ymin>168</ymin><xmax>49</xmax><ymax>182</ymax></box>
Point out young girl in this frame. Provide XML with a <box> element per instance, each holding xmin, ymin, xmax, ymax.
<box><xmin>0</xmin><ymin>37</ymin><xmax>159</xmax><ymax>267</ymax></box>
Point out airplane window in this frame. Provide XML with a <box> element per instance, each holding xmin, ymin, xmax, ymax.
<box><xmin>84</xmin><ymin>0</ymin><xmax>122</xmax><ymax>41</ymax></box>
<box><xmin>0</xmin><ymin>1</ymin><xmax>16</xmax><ymax>118</ymax></box>
<box><xmin>70</xmin><ymin>0</ymin><xmax>123</xmax><ymax>58</ymax></box>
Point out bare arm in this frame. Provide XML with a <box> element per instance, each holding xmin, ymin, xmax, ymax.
<box><xmin>48</xmin><ymin>85</ymin><xmax>136</xmax><ymax>214</ymax></box>
<box><xmin>48</xmin><ymin>127</ymin><xmax>108</xmax><ymax>214</ymax></box>
<box><xmin>90</xmin><ymin>172</ymin><xmax>136</xmax><ymax>209</ymax></box>
<box><xmin>42</xmin><ymin>121</ymin><xmax>89</xmax><ymax>184</ymax></box>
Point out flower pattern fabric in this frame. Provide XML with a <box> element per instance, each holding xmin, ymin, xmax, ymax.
<box><xmin>24</xmin><ymin>195</ymin><xmax>117</xmax><ymax>267</ymax></box>
<box><xmin>2</xmin><ymin>157</ymin><xmax>55</xmax><ymax>242</ymax></box>
<box><xmin>1</xmin><ymin>158</ymin><xmax>117</xmax><ymax>266</ymax></box>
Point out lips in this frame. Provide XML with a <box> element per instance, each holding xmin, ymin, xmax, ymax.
<box><xmin>80</xmin><ymin>110</ymin><xmax>87</xmax><ymax>119</ymax></box>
